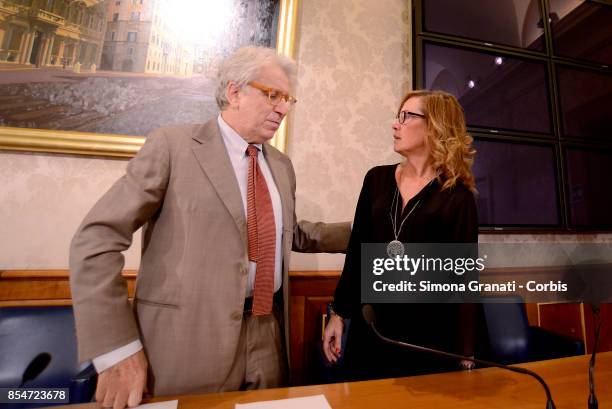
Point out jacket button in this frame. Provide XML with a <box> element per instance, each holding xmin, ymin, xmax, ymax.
<box><xmin>231</xmin><ymin>311</ymin><xmax>243</xmax><ymax>321</ymax></box>
<box><xmin>241</xmin><ymin>265</ymin><xmax>248</xmax><ymax>275</ymax></box>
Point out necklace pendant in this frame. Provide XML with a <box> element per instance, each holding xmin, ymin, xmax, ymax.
<box><xmin>387</xmin><ymin>240</ymin><xmax>405</xmax><ymax>258</ymax></box>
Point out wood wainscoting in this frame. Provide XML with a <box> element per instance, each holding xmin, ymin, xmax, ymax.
<box><xmin>0</xmin><ymin>269</ymin><xmax>137</xmax><ymax>306</ymax></box>
<box><xmin>2</xmin><ymin>269</ymin><xmax>604</xmax><ymax>385</ymax></box>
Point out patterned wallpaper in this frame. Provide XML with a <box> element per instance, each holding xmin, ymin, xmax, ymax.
<box><xmin>0</xmin><ymin>152</ymin><xmax>142</xmax><ymax>268</ymax></box>
<box><xmin>287</xmin><ymin>0</ymin><xmax>411</xmax><ymax>270</ymax></box>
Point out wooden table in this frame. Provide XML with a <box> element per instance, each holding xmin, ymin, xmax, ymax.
<box><xmin>65</xmin><ymin>353</ymin><xmax>611</xmax><ymax>409</ymax></box>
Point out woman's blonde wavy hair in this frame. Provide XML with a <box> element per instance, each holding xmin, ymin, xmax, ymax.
<box><xmin>398</xmin><ymin>90</ymin><xmax>477</xmax><ymax>193</ymax></box>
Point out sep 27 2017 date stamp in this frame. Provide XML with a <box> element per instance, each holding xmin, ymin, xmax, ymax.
<box><xmin>0</xmin><ymin>388</ymin><xmax>69</xmax><ymax>404</ymax></box>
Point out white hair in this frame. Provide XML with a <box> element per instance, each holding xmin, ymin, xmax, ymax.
<box><xmin>215</xmin><ymin>46</ymin><xmax>297</xmax><ymax>110</ymax></box>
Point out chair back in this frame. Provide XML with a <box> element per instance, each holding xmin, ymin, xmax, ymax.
<box><xmin>0</xmin><ymin>306</ymin><xmax>92</xmax><ymax>406</ymax></box>
<box><xmin>481</xmin><ymin>296</ymin><xmax>530</xmax><ymax>364</ymax></box>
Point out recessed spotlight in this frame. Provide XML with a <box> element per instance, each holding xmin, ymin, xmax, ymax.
<box><xmin>494</xmin><ymin>56</ymin><xmax>503</xmax><ymax>65</ymax></box>
<box><xmin>467</xmin><ymin>79</ymin><xmax>476</xmax><ymax>89</ymax></box>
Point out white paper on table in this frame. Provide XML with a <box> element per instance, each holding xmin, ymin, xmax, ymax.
<box><xmin>133</xmin><ymin>399</ymin><xmax>178</xmax><ymax>409</ymax></box>
<box><xmin>235</xmin><ymin>394</ymin><xmax>332</xmax><ymax>409</ymax></box>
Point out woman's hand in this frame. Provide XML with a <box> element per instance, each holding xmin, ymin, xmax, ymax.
<box><xmin>459</xmin><ymin>357</ymin><xmax>475</xmax><ymax>370</ymax></box>
<box><xmin>323</xmin><ymin>314</ymin><xmax>345</xmax><ymax>364</ymax></box>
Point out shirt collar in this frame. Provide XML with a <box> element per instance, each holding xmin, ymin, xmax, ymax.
<box><xmin>217</xmin><ymin>114</ymin><xmax>263</xmax><ymax>159</ymax></box>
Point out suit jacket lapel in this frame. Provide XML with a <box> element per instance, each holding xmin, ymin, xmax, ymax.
<box><xmin>263</xmin><ymin>144</ymin><xmax>292</xmax><ymax>235</ymax></box>
<box><xmin>191</xmin><ymin>120</ymin><xmax>247</xmax><ymax>244</ymax></box>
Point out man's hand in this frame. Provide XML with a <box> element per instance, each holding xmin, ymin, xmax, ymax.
<box><xmin>323</xmin><ymin>314</ymin><xmax>345</xmax><ymax>364</ymax></box>
<box><xmin>96</xmin><ymin>349</ymin><xmax>148</xmax><ymax>409</ymax></box>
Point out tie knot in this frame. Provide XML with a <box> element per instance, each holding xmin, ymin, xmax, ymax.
<box><xmin>247</xmin><ymin>145</ymin><xmax>258</xmax><ymax>158</ymax></box>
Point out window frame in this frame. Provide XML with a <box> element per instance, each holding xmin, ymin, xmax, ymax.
<box><xmin>413</xmin><ymin>0</ymin><xmax>612</xmax><ymax>232</ymax></box>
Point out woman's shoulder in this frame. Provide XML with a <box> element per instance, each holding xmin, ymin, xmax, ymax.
<box><xmin>437</xmin><ymin>179</ymin><xmax>476</xmax><ymax>205</ymax></box>
<box><xmin>448</xmin><ymin>180</ymin><xmax>474</xmax><ymax>195</ymax></box>
<box><xmin>364</xmin><ymin>164</ymin><xmax>398</xmax><ymax>180</ymax></box>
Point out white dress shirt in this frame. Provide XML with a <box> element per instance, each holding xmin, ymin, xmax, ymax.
<box><xmin>92</xmin><ymin>115</ymin><xmax>284</xmax><ymax>373</ymax></box>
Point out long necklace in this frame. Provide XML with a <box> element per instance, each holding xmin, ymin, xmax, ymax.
<box><xmin>387</xmin><ymin>177</ymin><xmax>435</xmax><ymax>258</ymax></box>
<box><xmin>387</xmin><ymin>188</ymin><xmax>420</xmax><ymax>258</ymax></box>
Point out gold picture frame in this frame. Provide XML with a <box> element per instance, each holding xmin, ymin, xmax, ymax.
<box><xmin>0</xmin><ymin>0</ymin><xmax>299</xmax><ymax>157</ymax></box>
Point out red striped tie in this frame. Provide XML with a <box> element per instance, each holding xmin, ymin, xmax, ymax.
<box><xmin>246</xmin><ymin>145</ymin><xmax>276</xmax><ymax>315</ymax></box>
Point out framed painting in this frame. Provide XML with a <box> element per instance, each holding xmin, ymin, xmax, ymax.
<box><xmin>0</xmin><ymin>0</ymin><xmax>298</xmax><ymax>157</ymax></box>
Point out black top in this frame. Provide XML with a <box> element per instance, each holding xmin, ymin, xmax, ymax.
<box><xmin>332</xmin><ymin>164</ymin><xmax>478</xmax><ymax>380</ymax></box>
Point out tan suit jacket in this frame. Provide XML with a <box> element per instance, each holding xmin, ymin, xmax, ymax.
<box><xmin>69</xmin><ymin>119</ymin><xmax>350</xmax><ymax>395</ymax></box>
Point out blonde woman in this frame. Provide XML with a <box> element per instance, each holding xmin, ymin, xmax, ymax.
<box><xmin>323</xmin><ymin>90</ymin><xmax>478</xmax><ymax>380</ymax></box>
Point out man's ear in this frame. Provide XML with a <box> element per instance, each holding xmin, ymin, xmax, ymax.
<box><xmin>226</xmin><ymin>81</ymin><xmax>241</xmax><ymax>110</ymax></box>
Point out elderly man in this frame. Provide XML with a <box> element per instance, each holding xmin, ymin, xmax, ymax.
<box><xmin>69</xmin><ymin>46</ymin><xmax>350</xmax><ymax>408</ymax></box>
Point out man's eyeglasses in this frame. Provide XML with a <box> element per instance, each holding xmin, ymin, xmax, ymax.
<box><xmin>396</xmin><ymin>110</ymin><xmax>426</xmax><ymax>124</ymax></box>
<box><xmin>248</xmin><ymin>81</ymin><xmax>297</xmax><ymax>106</ymax></box>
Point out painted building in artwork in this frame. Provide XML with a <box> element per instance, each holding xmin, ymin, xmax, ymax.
<box><xmin>191</xmin><ymin>0</ymin><xmax>277</xmax><ymax>77</ymax></box>
<box><xmin>0</xmin><ymin>0</ymin><xmax>108</xmax><ymax>68</ymax></box>
<box><xmin>226</xmin><ymin>0</ymin><xmax>277</xmax><ymax>51</ymax></box>
<box><xmin>100</xmin><ymin>0</ymin><xmax>192</xmax><ymax>76</ymax></box>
